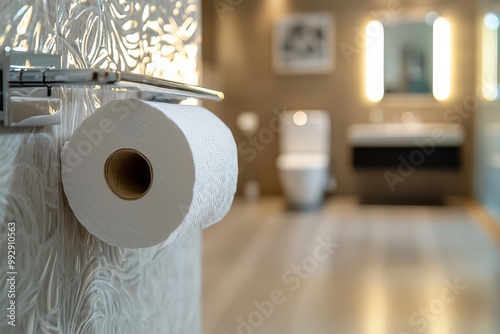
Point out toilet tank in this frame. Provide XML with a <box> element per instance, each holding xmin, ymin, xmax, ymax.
<box><xmin>280</xmin><ymin>110</ymin><xmax>331</xmax><ymax>155</ymax></box>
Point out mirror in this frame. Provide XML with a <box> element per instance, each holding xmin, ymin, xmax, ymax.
<box><xmin>384</xmin><ymin>17</ymin><xmax>434</xmax><ymax>95</ymax></box>
<box><xmin>365</xmin><ymin>14</ymin><xmax>451</xmax><ymax>102</ymax></box>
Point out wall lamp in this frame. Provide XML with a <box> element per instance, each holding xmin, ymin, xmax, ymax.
<box><xmin>482</xmin><ymin>12</ymin><xmax>499</xmax><ymax>101</ymax></box>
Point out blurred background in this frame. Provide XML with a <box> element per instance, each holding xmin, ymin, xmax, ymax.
<box><xmin>200</xmin><ymin>0</ymin><xmax>500</xmax><ymax>333</ymax></box>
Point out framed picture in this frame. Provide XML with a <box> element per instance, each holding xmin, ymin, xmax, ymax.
<box><xmin>273</xmin><ymin>12</ymin><xmax>334</xmax><ymax>75</ymax></box>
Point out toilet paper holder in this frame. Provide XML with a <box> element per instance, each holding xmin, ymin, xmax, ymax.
<box><xmin>0</xmin><ymin>47</ymin><xmax>224</xmax><ymax>127</ymax></box>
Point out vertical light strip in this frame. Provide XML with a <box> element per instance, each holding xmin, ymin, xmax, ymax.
<box><xmin>433</xmin><ymin>17</ymin><xmax>451</xmax><ymax>101</ymax></box>
<box><xmin>366</xmin><ymin>20</ymin><xmax>384</xmax><ymax>102</ymax></box>
<box><xmin>482</xmin><ymin>12</ymin><xmax>499</xmax><ymax>101</ymax></box>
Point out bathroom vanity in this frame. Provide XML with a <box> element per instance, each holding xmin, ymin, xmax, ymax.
<box><xmin>347</xmin><ymin>122</ymin><xmax>465</xmax><ymax>203</ymax></box>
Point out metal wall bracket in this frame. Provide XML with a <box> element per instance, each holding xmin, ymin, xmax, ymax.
<box><xmin>0</xmin><ymin>47</ymin><xmax>224</xmax><ymax>127</ymax></box>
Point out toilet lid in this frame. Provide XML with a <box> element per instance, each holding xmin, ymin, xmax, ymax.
<box><xmin>276</xmin><ymin>153</ymin><xmax>329</xmax><ymax>170</ymax></box>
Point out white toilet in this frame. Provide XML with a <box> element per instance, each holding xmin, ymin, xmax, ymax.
<box><xmin>276</xmin><ymin>110</ymin><xmax>331</xmax><ymax>209</ymax></box>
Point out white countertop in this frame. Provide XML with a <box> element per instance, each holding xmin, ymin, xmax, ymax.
<box><xmin>347</xmin><ymin>123</ymin><xmax>465</xmax><ymax>147</ymax></box>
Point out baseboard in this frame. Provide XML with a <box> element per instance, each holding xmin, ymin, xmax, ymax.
<box><xmin>463</xmin><ymin>198</ymin><xmax>500</xmax><ymax>245</ymax></box>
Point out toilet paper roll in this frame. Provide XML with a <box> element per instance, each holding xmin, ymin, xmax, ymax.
<box><xmin>61</xmin><ymin>98</ymin><xmax>237</xmax><ymax>249</ymax></box>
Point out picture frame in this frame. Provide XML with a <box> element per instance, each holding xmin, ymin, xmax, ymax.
<box><xmin>273</xmin><ymin>12</ymin><xmax>334</xmax><ymax>75</ymax></box>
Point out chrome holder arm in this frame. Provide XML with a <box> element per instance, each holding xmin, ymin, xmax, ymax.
<box><xmin>0</xmin><ymin>47</ymin><xmax>224</xmax><ymax>127</ymax></box>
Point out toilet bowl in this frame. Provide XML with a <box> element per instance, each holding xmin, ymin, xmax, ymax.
<box><xmin>276</xmin><ymin>110</ymin><xmax>330</xmax><ymax>209</ymax></box>
<box><xmin>277</xmin><ymin>153</ymin><xmax>329</xmax><ymax>208</ymax></box>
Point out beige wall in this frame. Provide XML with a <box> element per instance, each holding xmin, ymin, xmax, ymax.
<box><xmin>202</xmin><ymin>0</ymin><xmax>478</xmax><ymax>195</ymax></box>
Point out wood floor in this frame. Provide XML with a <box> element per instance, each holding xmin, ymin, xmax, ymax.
<box><xmin>202</xmin><ymin>197</ymin><xmax>500</xmax><ymax>334</ymax></box>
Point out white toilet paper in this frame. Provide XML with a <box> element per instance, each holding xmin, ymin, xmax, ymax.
<box><xmin>61</xmin><ymin>98</ymin><xmax>237</xmax><ymax>249</ymax></box>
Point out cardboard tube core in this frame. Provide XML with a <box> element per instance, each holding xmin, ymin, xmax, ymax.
<box><xmin>104</xmin><ymin>148</ymin><xmax>153</xmax><ymax>200</ymax></box>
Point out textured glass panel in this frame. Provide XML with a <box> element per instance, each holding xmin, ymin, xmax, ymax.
<box><xmin>0</xmin><ymin>0</ymin><xmax>202</xmax><ymax>333</ymax></box>
<box><xmin>58</xmin><ymin>0</ymin><xmax>200</xmax><ymax>83</ymax></box>
<box><xmin>0</xmin><ymin>1</ymin><xmax>57</xmax><ymax>53</ymax></box>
